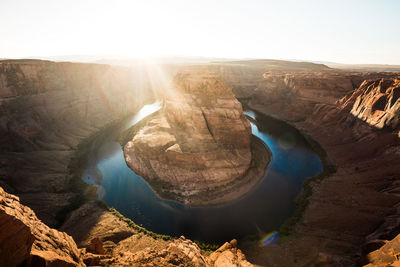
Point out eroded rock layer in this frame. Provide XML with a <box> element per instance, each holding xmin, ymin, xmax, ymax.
<box><xmin>1</xmin><ymin>184</ymin><xmax>255</xmax><ymax>267</ymax></box>
<box><xmin>0</xmin><ymin>60</ymin><xmax>155</xmax><ymax>226</ymax></box>
<box><xmin>344</xmin><ymin>78</ymin><xmax>400</xmax><ymax>131</ymax></box>
<box><xmin>247</xmin><ymin>71</ymin><xmax>398</xmax><ymax>121</ymax></box>
<box><xmin>0</xmin><ymin>186</ymin><xmax>84</xmax><ymax>266</ymax></box>
<box><xmin>245</xmin><ymin>76</ymin><xmax>400</xmax><ymax>266</ymax></box>
<box><xmin>124</xmin><ymin>72</ymin><xmax>252</xmax><ymax>201</ymax></box>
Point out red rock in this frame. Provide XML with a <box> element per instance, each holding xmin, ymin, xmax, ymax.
<box><xmin>86</xmin><ymin>237</ymin><xmax>105</xmax><ymax>255</ymax></box>
<box><xmin>245</xmin><ymin>75</ymin><xmax>400</xmax><ymax>265</ymax></box>
<box><xmin>248</xmin><ymin>70</ymin><xmax>398</xmax><ymax>121</ymax></box>
<box><xmin>209</xmin><ymin>240</ymin><xmax>254</xmax><ymax>267</ymax></box>
<box><xmin>344</xmin><ymin>78</ymin><xmax>400</xmax><ymax>131</ymax></box>
<box><xmin>0</xmin><ymin>186</ymin><xmax>84</xmax><ymax>266</ymax></box>
<box><xmin>0</xmin><ymin>188</ymin><xmax>35</xmax><ymax>266</ymax></box>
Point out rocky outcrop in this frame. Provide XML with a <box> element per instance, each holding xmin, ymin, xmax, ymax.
<box><xmin>365</xmin><ymin>233</ymin><xmax>400</xmax><ymax>266</ymax></box>
<box><xmin>342</xmin><ymin>78</ymin><xmax>400</xmax><ymax>132</ymax></box>
<box><xmin>104</xmin><ymin>236</ymin><xmax>208</xmax><ymax>266</ymax></box>
<box><xmin>84</xmin><ymin>235</ymin><xmax>255</xmax><ymax>267</ymax></box>
<box><xmin>1</xmin><ymin>184</ymin><xmax>257</xmax><ymax>266</ymax></box>
<box><xmin>0</xmin><ymin>186</ymin><xmax>84</xmax><ymax>266</ymax></box>
<box><xmin>209</xmin><ymin>239</ymin><xmax>254</xmax><ymax>267</ymax></box>
<box><xmin>124</xmin><ymin>71</ymin><xmax>256</xmax><ymax>204</ymax></box>
<box><xmin>59</xmin><ymin>201</ymin><xmax>136</xmax><ymax>248</ymax></box>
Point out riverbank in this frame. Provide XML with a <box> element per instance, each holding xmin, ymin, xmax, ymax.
<box><xmin>64</xmin><ymin>97</ymin><xmax>328</xmax><ymax>266</ymax></box>
<box><xmin>143</xmin><ymin>134</ymin><xmax>271</xmax><ymax>206</ymax></box>
<box><xmin>247</xmin><ymin>105</ymin><xmax>336</xmax><ymax>237</ymax></box>
<box><xmin>56</xmin><ymin>111</ymin><xmax>142</xmax><ymax>227</ymax></box>
<box><xmin>119</xmin><ymin>108</ymin><xmax>272</xmax><ymax>206</ymax></box>
<box><xmin>240</xmin><ymin>101</ymin><xmax>334</xmax><ymax>235</ymax></box>
<box><xmin>242</xmin><ymin>97</ymin><xmax>400</xmax><ymax>266</ymax></box>
<box><xmin>120</xmin><ymin>115</ymin><xmax>271</xmax><ymax>206</ymax></box>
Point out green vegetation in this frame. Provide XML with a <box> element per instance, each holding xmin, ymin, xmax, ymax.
<box><xmin>61</xmin><ymin>106</ymin><xmax>220</xmax><ymax>252</ymax></box>
<box><xmin>243</xmin><ymin>104</ymin><xmax>337</xmax><ymax>239</ymax></box>
<box><xmin>109</xmin><ymin>207</ymin><xmax>220</xmax><ymax>252</ymax></box>
<box><xmin>109</xmin><ymin>207</ymin><xmax>171</xmax><ymax>241</ymax></box>
<box><xmin>279</xmin><ymin>132</ymin><xmax>337</xmax><ymax>237</ymax></box>
<box><xmin>194</xmin><ymin>241</ymin><xmax>220</xmax><ymax>252</ymax></box>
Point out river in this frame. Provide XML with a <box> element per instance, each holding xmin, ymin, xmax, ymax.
<box><xmin>82</xmin><ymin>102</ymin><xmax>322</xmax><ymax>243</ymax></box>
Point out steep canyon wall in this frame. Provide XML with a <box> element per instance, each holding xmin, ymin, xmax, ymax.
<box><xmin>244</xmin><ymin>72</ymin><xmax>400</xmax><ymax>266</ymax></box>
<box><xmin>0</xmin><ymin>60</ymin><xmax>155</xmax><ymax>226</ymax></box>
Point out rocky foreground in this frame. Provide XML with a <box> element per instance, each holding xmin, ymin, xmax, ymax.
<box><xmin>0</xmin><ymin>185</ymin><xmax>256</xmax><ymax>266</ymax></box>
<box><xmin>123</xmin><ymin>71</ymin><xmax>265</xmax><ymax>205</ymax></box>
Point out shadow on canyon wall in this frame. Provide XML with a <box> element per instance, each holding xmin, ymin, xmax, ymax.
<box><xmin>1</xmin><ymin>58</ymin><xmax>400</xmax><ymax>266</ymax></box>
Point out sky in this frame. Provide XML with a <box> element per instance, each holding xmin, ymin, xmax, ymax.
<box><xmin>1</xmin><ymin>0</ymin><xmax>400</xmax><ymax>64</ymax></box>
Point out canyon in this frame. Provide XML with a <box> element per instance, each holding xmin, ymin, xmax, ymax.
<box><xmin>1</xmin><ymin>58</ymin><xmax>400</xmax><ymax>266</ymax></box>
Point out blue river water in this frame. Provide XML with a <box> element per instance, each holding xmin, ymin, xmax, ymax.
<box><xmin>82</xmin><ymin>102</ymin><xmax>322</xmax><ymax>243</ymax></box>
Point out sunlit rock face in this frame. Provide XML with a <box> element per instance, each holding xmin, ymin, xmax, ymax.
<box><xmin>341</xmin><ymin>78</ymin><xmax>400</xmax><ymax>131</ymax></box>
<box><xmin>0</xmin><ymin>186</ymin><xmax>84</xmax><ymax>266</ymax></box>
<box><xmin>124</xmin><ymin>71</ymin><xmax>252</xmax><ymax>201</ymax></box>
<box><xmin>0</xmin><ymin>59</ymin><xmax>155</xmax><ymax>226</ymax></box>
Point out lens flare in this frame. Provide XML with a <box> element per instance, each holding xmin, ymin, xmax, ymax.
<box><xmin>97</xmin><ymin>185</ymin><xmax>106</xmax><ymax>199</ymax></box>
<box><xmin>277</xmin><ymin>132</ymin><xmax>297</xmax><ymax>150</ymax></box>
<box><xmin>260</xmin><ymin>231</ymin><xmax>278</xmax><ymax>247</ymax></box>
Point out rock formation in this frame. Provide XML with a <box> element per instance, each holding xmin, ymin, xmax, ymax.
<box><xmin>0</xmin><ymin>186</ymin><xmax>84</xmax><ymax>266</ymax></box>
<box><xmin>0</xmin><ymin>59</ymin><xmax>155</xmax><ymax>227</ymax></box>
<box><xmin>208</xmin><ymin>239</ymin><xmax>254</xmax><ymax>267</ymax></box>
<box><xmin>365</xmin><ymin>233</ymin><xmax>400</xmax><ymax>266</ymax></box>
<box><xmin>3</xmin><ymin>58</ymin><xmax>400</xmax><ymax>266</ymax></box>
<box><xmin>343</xmin><ymin>78</ymin><xmax>400</xmax><ymax>131</ymax></box>
<box><xmin>247</xmin><ymin>71</ymin><xmax>398</xmax><ymax>121</ymax></box>
<box><xmin>0</xmin><ymin>184</ymin><xmax>255</xmax><ymax>267</ymax></box>
<box><xmin>124</xmin><ymin>71</ymin><xmax>254</xmax><ymax>204</ymax></box>
<box><xmin>244</xmin><ymin>76</ymin><xmax>400</xmax><ymax>265</ymax></box>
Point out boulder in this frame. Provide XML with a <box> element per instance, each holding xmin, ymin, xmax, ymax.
<box><xmin>0</xmin><ymin>186</ymin><xmax>84</xmax><ymax>266</ymax></box>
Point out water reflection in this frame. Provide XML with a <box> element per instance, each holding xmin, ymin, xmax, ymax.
<box><xmin>82</xmin><ymin>103</ymin><xmax>323</xmax><ymax>243</ymax></box>
<box><xmin>124</xmin><ymin>101</ymin><xmax>162</xmax><ymax>130</ymax></box>
<box><xmin>82</xmin><ymin>101</ymin><xmax>161</xmax><ymax>186</ymax></box>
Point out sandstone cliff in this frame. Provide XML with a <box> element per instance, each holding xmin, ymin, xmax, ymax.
<box><xmin>342</xmin><ymin>78</ymin><xmax>400</xmax><ymax>132</ymax></box>
<box><xmin>248</xmin><ymin>71</ymin><xmax>398</xmax><ymax>122</ymax></box>
<box><xmin>245</xmin><ymin>76</ymin><xmax>400</xmax><ymax>266</ymax></box>
<box><xmin>165</xmin><ymin>59</ymin><xmax>332</xmax><ymax>100</ymax></box>
<box><xmin>0</xmin><ymin>60</ymin><xmax>155</xmax><ymax>227</ymax></box>
<box><xmin>123</xmin><ymin>71</ymin><xmax>256</xmax><ymax>204</ymax></box>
